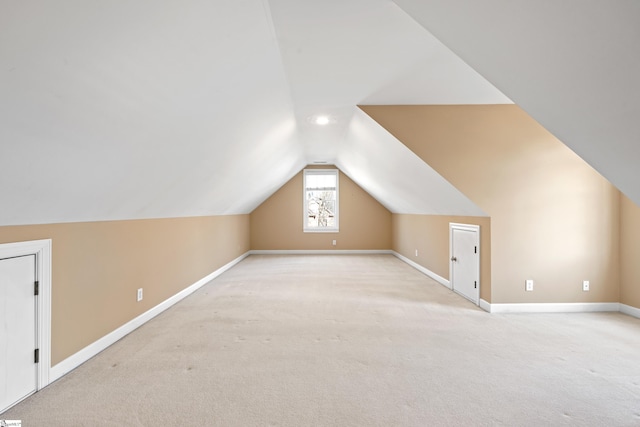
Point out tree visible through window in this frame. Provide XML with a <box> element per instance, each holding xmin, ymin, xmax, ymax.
<box><xmin>304</xmin><ymin>169</ymin><xmax>338</xmax><ymax>231</ymax></box>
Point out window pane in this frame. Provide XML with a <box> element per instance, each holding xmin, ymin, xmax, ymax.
<box><xmin>303</xmin><ymin>169</ymin><xmax>338</xmax><ymax>231</ymax></box>
<box><xmin>307</xmin><ymin>190</ymin><xmax>335</xmax><ymax>227</ymax></box>
<box><xmin>306</xmin><ymin>174</ymin><xmax>336</xmax><ymax>190</ymax></box>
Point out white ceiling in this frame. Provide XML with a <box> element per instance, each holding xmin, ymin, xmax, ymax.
<box><xmin>1</xmin><ymin>1</ymin><xmax>305</xmax><ymax>224</ymax></box>
<box><xmin>3</xmin><ymin>0</ymin><xmax>634</xmax><ymax>226</ymax></box>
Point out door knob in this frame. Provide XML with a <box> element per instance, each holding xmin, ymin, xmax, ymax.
<box><xmin>451</xmin><ymin>256</ymin><xmax>457</xmax><ymax>262</ymax></box>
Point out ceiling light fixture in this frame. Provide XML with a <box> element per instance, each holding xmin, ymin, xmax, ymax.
<box><xmin>314</xmin><ymin>115</ymin><xmax>330</xmax><ymax>125</ymax></box>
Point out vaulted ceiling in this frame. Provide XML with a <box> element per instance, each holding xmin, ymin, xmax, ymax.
<box><xmin>1</xmin><ymin>1</ymin><xmax>637</xmax><ymax>226</ymax></box>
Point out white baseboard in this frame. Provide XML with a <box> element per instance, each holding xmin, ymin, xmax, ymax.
<box><xmin>249</xmin><ymin>249</ymin><xmax>393</xmax><ymax>255</ymax></box>
<box><xmin>484</xmin><ymin>302</ymin><xmax>620</xmax><ymax>314</ymax></box>
<box><xmin>620</xmin><ymin>303</ymin><xmax>640</xmax><ymax>319</ymax></box>
<box><xmin>50</xmin><ymin>251</ymin><xmax>250</xmax><ymax>383</ymax></box>
<box><xmin>391</xmin><ymin>251</ymin><xmax>451</xmax><ymax>289</ymax></box>
<box><xmin>479</xmin><ymin>299</ymin><xmax>491</xmax><ymax>312</ymax></box>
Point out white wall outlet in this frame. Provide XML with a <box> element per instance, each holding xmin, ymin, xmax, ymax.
<box><xmin>332</xmin><ymin>239</ymin><xmax>337</xmax><ymax>246</ymax></box>
<box><xmin>415</xmin><ymin>249</ymin><xmax>419</xmax><ymax>257</ymax></box>
<box><xmin>137</xmin><ymin>288</ymin><xmax>143</xmax><ymax>302</ymax></box>
<box><xmin>583</xmin><ymin>280</ymin><xmax>590</xmax><ymax>291</ymax></box>
<box><xmin>525</xmin><ymin>279</ymin><xmax>534</xmax><ymax>291</ymax></box>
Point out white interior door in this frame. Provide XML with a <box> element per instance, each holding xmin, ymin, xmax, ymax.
<box><xmin>450</xmin><ymin>224</ymin><xmax>480</xmax><ymax>305</ymax></box>
<box><xmin>0</xmin><ymin>254</ymin><xmax>38</xmax><ymax>413</ymax></box>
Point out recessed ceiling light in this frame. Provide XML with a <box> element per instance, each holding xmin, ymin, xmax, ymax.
<box><xmin>314</xmin><ymin>115</ymin><xmax>330</xmax><ymax>125</ymax></box>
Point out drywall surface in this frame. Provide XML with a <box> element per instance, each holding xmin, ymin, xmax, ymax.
<box><xmin>392</xmin><ymin>214</ymin><xmax>491</xmax><ymax>302</ymax></box>
<box><xmin>0</xmin><ymin>215</ymin><xmax>250</xmax><ymax>365</ymax></box>
<box><xmin>621</xmin><ymin>195</ymin><xmax>640</xmax><ymax>308</ymax></box>
<box><xmin>251</xmin><ymin>166</ymin><xmax>392</xmax><ymax>250</ymax></box>
<box><xmin>364</xmin><ymin>105</ymin><xmax>620</xmax><ymax>304</ymax></box>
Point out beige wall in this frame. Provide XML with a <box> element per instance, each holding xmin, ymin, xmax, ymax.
<box><xmin>0</xmin><ymin>215</ymin><xmax>250</xmax><ymax>365</ymax></box>
<box><xmin>364</xmin><ymin>105</ymin><xmax>620</xmax><ymax>304</ymax></box>
<box><xmin>621</xmin><ymin>195</ymin><xmax>640</xmax><ymax>308</ymax></box>
<box><xmin>392</xmin><ymin>214</ymin><xmax>492</xmax><ymax>302</ymax></box>
<box><xmin>251</xmin><ymin>166</ymin><xmax>392</xmax><ymax>250</ymax></box>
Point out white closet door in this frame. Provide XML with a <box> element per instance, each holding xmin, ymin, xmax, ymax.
<box><xmin>0</xmin><ymin>254</ymin><xmax>37</xmax><ymax>413</ymax></box>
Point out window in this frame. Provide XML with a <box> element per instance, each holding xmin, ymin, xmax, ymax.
<box><xmin>304</xmin><ymin>169</ymin><xmax>338</xmax><ymax>232</ymax></box>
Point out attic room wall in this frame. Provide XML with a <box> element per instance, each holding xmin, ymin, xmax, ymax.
<box><xmin>0</xmin><ymin>215</ymin><xmax>250</xmax><ymax>366</ymax></box>
<box><xmin>363</xmin><ymin>105</ymin><xmax>620</xmax><ymax>305</ymax></box>
<box><xmin>621</xmin><ymin>195</ymin><xmax>640</xmax><ymax>308</ymax></box>
<box><xmin>392</xmin><ymin>214</ymin><xmax>491</xmax><ymax>302</ymax></box>
<box><xmin>250</xmin><ymin>166</ymin><xmax>392</xmax><ymax>250</ymax></box>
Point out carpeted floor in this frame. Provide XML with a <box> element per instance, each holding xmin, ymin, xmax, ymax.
<box><xmin>3</xmin><ymin>254</ymin><xmax>640</xmax><ymax>426</ymax></box>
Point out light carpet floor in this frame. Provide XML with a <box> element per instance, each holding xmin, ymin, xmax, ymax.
<box><xmin>3</xmin><ymin>254</ymin><xmax>640</xmax><ymax>426</ymax></box>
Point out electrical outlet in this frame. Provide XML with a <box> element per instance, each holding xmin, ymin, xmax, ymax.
<box><xmin>332</xmin><ymin>239</ymin><xmax>337</xmax><ymax>246</ymax></box>
<box><xmin>415</xmin><ymin>249</ymin><xmax>418</xmax><ymax>257</ymax></box>
<box><xmin>583</xmin><ymin>280</ymin><xmax>590</xmax><ymax>291</ymax></box>
<box><xmin>525</xmin><ymin>280</ymin><xmax>534</xmax><ymax>292</ymax></box>
<box><xmin>137</xmin><ymin>288</ymin><xmax>143</xmax><ymax>302</ymax></box>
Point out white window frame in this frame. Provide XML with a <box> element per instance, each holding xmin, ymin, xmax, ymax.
<box><xmin>303</xmin><ymin>169</ymin><xmax>339</xmax><ymax>233</ymax></box>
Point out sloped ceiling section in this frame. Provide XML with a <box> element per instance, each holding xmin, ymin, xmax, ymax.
<box><xmin>0</xmin><ymin>1</ymin><xmax>304</xmax><ymax>225</ymax></box>
<box><xmin>394</xmin><ymin>0</ymin><xmax>640</xmax><ymax>205</ymax></box>
<box><xmin>337</xmin><ymin>108</ymin><xmax>486</xmax><ymax>216</ymax></box>
<box><xmin>0</xmin><ymin>0</ymin><xmax>511</xmax><ymax>226</ymax></box>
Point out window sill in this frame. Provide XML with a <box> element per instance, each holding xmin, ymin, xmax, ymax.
<box><xmin>303</xmin><ymin>228</ymin><xmax>339</xmax><ymax>233</ymax></box>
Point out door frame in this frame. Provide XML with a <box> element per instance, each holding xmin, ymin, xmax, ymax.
<box><xmin>449</xmin><ymin>223</ymin><xmax>480</xmax><ymax>305</ymax></box>
<box><xmin>0</xmin><ymin>239</ymin><xmax>52</xmax><ymax>390</ymax></box>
